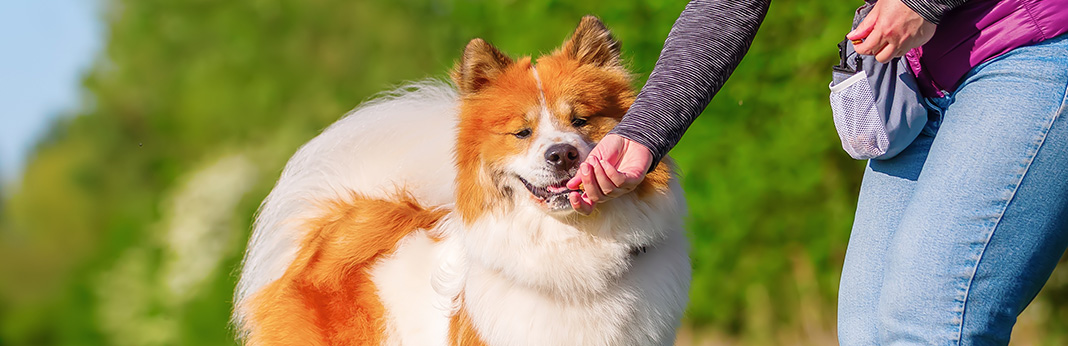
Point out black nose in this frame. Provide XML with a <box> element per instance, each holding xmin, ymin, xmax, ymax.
<box><xmin>544</xmin><ymin>144</ymin><xmax>580</xmax><ymax>171</ymax></box>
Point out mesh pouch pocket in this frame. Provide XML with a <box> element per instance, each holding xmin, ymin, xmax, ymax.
<box><xmin>829</xmin><ymin>70</ymin><xmax>889</xmax><ymax>160</ymax></box>
<box><xmin>826</xmin><ymin>0</ymin><xmax>927</xmax><ymax>161</ymax></box>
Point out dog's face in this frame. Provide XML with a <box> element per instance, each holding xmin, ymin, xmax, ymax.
<box><xmin>452</xmin><ymin>17</ymin><xmax>637</xmax><ymax>220</ymax></box>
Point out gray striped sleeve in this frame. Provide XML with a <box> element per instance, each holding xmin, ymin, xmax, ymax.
<box><xmin>900</xmin><ymin>0</ymin><xmax>969</xmax><ymax>25</ymax></box>
<box><xmin>609</xmin><ymin>0</ymin><xmax>770</xmax><ymax>171</ymax></box>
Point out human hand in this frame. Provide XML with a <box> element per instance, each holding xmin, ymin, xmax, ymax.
<box><xmin>847</xmin><ymin>0</ymin><xmax>936</xmax><ymax>63</ymax></box>
<box><xmin>567</xmin><ymin>134</ymin><xmax>652</xmax><ymax>215</ymax></box>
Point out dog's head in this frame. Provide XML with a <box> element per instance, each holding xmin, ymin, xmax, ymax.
<box><xmin>452</xmin><ymin>16</ymin><xmax>670</xmax><ymax>221</ymax></box>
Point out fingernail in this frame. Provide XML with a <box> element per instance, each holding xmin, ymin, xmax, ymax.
<box><xmin>581</xmin><ymin>164</ymin><xmax>591</xmax><ymax>175</ymax></box>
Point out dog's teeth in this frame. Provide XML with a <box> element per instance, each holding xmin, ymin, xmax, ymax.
<box><xmin>519</xmin><ymin>176</ymin><xmax>573</xmax><ymax>200</ymax></box>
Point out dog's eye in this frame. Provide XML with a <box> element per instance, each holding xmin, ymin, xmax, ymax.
<box><xmin>571</xmin><ymin>118</ymin><xmax>588</xmax><ymax>127</ymax></box>
<box><xmin>514</xmin><ymin>128</ymin><xmax>532</xmax><ymax>139</ymax></box>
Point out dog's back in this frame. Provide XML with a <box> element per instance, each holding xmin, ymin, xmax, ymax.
<box><xmin>234</xmin><ymin>82</ymin><xmax>460</xmax><ymax>345</ymax></box>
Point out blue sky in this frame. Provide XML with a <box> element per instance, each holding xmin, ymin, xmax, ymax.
<box><xmin>0</xmin><ymin>0</ymin><xmax>103</xmax><ymax>182</ymax></box>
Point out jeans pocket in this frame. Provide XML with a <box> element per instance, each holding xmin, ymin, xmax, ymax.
<box><xmin>830</xmin><ymin>70</ymin><xmax>890</xmax><ymax>160</ymax></box>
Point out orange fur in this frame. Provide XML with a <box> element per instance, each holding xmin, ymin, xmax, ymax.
<box><xmin>244</xmin><ymin>193</ymin><xmax>446</xmax><ymax>346</ymax></box>
<box><xmin>447</xmin><ymin>297</ymin><xmax>490</xmax><ymax>346</ymax></box>
<box><xmin>244</xmin><ymin>16</ymin><xmax>676</xmax><ymax>346</ymax></box>
<box><xmin>452</xmin><ymin>16</ymin><xmax>672</xmax><ymax>224</ymax></box>
<box><xmin>536</xmin><ymin>18</ymin><xmax>672</xmax><ymax>198</ymax></box>
<box><xmin>454</xmin><ymin>56</ymin><xmax>544</xmax><ymax>222</ymax></box>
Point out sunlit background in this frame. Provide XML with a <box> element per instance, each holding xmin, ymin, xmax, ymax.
<box><xmin>2</xmin><ymin>0</ymin><xmax>1066</xmax><ymax>345</ymax></box>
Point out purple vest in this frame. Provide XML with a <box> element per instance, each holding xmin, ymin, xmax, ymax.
<box><xmin>905</xmin><ymin>0</ymin><xmax>1068</xmax><ymax>97</ymax></box>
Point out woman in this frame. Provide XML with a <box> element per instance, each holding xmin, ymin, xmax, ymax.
<box><xmin>569</xmin><ymin>0</ymin><xmax>1068</xmax><ymax>344</ymax></box>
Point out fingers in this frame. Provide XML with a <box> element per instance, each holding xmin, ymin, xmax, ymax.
<box><xmin>599</xmin><ymin>159</ymin><xmax>639</xmax><ymax>197</ymax></box>
<box><xmin>847</xmin><ymin>14</ymin><xmax>876</xmax><ymax>41</ymax></box>
<box><xmin>852</xmin><ymin>27</ymin><xmax>887</xmax><ymax>56</ymax></box>
<box><xmin>566</xmin><ymin>174</ymin><xmax>582</xmax><ymax>190</ymax></box>
<box><xmin>566</xmin><ymin>134</ymin><xmax>653</xmax><ymax>214</ymax></box>
<box><xmin>600</xmin><ymin>159</ymin><xmax>628</xmax><ymax>187</ymax></box>
<box><xmin>579</xmin><ymin>162</ymin><xmax>606</xmax><ymax>204</ymax></box>
<box><xmin>569</xmin><ymin>191</ymin><xmax>593</xmax><ymax>215</ymax></box>
<box><xmin>590</xmin><ymin>159</ymin><xmax>618</xmax><ymax>197</ymax></box>
<box><xmin>856</xmin><ymin>32</ymin><xmax>906</xmax><ymax>63</ymax></box>
<box><xmin>569</xmin><ymin>138</ymin><xmax>613</xmax><ymax>190</ymax></box>
<box><xmin>851</xmin><ymin>0</ymin><xmax>936</xmax><ymax>61</ymax></box>
<box><xmin>850</xmin><ymin>0</ymin><xmax>890</xmax><ymax>56</ymax></box>
<box><xmin>847</xmin><ymin>0</ymin><xmax>879</xmax><ymax>44</ymax></box>
<box><xmin>874</xmin><ymin>44</ymin><xmax>896</xmax><ymax>63</ymax></box>
<box><xmin>570</xmin><ymin>160</ymin><xmax>628</xmax><ymax>214</ymax></box>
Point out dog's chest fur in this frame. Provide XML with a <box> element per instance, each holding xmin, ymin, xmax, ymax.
<box><xmin>372</xmin><ymin>190</ymin><xmax>689</xmax><ymax>346</ymax></box>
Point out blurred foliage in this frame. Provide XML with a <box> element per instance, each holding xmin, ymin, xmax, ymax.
<box><xmin>2</xmin><ymin>0</ymin><xmax>1066</xmax><ymax>345</ymax></box>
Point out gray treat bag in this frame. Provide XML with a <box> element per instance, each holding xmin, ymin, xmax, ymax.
<box><xmin>828</xmin><ymin>1</ymin><xmax>928</xmax><ymax>160</ymax></box>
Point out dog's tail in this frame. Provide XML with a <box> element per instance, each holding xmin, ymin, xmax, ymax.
<box><xmin>232</xmin><ymin>80</ymin><xmax>459</xmax><ymax>339</ymax></box>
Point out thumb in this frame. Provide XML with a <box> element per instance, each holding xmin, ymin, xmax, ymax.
<box><xmin>847</xmin><ymin>8</ymin><xmax>878</xmax><ymax>40</ymax></box>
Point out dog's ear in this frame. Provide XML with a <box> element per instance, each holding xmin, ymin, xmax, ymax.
<box><xmin>561</xmin><ymin>16</ymin><xmax>622</xmax><ymax>69</ymax></box>
<box><xmin>452</xmin><ymin>38</ymin><xmax>513</xmax><ymax>95</ymax></box>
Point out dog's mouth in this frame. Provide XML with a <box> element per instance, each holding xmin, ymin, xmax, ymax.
<box><xmin>517</xmin><ymin>176</ymin><xmax>579</xmax><ymax>210</ymax></box>
<box><xmin>518</xmin><ymin>176</ymin><xmax>577</xmax><ymax>198</ymax></box>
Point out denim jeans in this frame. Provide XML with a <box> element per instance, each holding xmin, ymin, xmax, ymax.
<box><xmin>838</xmin><ymin>34</ymin><xmax>1068</xmax><ymax>346</ymax></box>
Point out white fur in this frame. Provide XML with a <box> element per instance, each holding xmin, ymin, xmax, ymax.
<box><xmin>234</xmin><ymin>81</ymin><xmax>460</xmax><ymax>331</ymax></box>
<box><xmin>460</xmin><ymin>184</ymin><xmax>689</xmax><ymax>346</ymax></box>
<box><xmin>511</xmin><ymin>66</ymin><xmax>591</xmax><ymax>175</ymax></box>
<box><xmin>501</xmin><ymin>66</ymin><xmax>591</xmax><ymax>212</ymax></box>
<box><xmin>370</xmin><ymin>229</ymin><xmax>452</xmax><ymax>346</ymax></box>
<box><xmin>235</xmin><ymin>79</ymin><xmax>691</xmax><ymax>346</ymax></box>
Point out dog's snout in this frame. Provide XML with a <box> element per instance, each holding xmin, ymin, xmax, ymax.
<box><xmin>544</xmin><ymin>144</ymin><xmax>579</xmax><ymax>171</ymax></box>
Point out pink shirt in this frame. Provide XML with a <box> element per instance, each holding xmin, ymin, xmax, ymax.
<box><xmin>906</xmin><ymin>0</ymin><xmax>1068</xmax><ymax>97</ymax></box>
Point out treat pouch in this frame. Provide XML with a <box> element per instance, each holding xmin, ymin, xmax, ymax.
<box><xmin>828</xmin><ymin>1</ymin><xmax>929</xmax><ymax>160</ymax></box>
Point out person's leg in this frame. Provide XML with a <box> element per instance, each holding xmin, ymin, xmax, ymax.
<box><xmin>837</xmin><ymin>123</ymin><xmax>936</xmax><ymax>345</ymax></box>
<box><xmin>877</xmin><ymin>35</ymin><xmax>1068</xmax><ymax>345</ymax></box>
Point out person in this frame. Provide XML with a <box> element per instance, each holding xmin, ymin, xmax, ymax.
<box><xmin>567</xmin><ymin>0</ymin><xmax>1068</xmax><ymax>344</ymax></box>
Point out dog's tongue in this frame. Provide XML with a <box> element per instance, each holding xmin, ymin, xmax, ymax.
<box><xmin>547</xmin><ymin>185</ymin><xmax>572</xmax><ymax>194</ymax></box>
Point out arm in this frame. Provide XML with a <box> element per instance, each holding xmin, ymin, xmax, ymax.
<box><xmin>610</xmin><ymin>0</ymin><xmax>770</xmax><ymax>170</ymax></box>
<box><xmin>568</xmin><ymin>0</ymin><xmax>770</xmax><ymax>214</ymax></box>
<box><xmin>900</xmin><ymin>0</ymin><xmax>969</xmax><ymax>24</ymax></box>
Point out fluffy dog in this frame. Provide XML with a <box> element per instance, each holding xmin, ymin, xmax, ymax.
<box><xmin>234</xmin><ymin>16</ymin><xmax>690</xmax><ymax>346</ymax></box>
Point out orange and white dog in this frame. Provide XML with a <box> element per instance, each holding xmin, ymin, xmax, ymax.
<box><xmin>233</xmin><ymin>16</ymin><xmax>690</xmax><ymax>346</ymax></box>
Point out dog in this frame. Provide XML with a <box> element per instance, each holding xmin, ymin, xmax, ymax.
<box><xmin>233</xmin><ymin>16</ymin><xmax>690</xmax><ymax>346</ymax></box>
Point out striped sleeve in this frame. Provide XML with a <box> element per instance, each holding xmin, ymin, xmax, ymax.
<box><xmin>900</xmin><ymin>0</ymin><xmax>970</xmax><ymax>25</ymax></box>
<box><xmin>609</xmin><ymin>0</ymin><xmax>770</xmax><ymax>171</ymax></box>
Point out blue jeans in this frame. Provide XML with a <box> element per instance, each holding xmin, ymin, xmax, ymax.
<box><xmin>838</xmin><ymin>34</ymin><xmax>1068</xmax><ymax>345</ymax></box>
